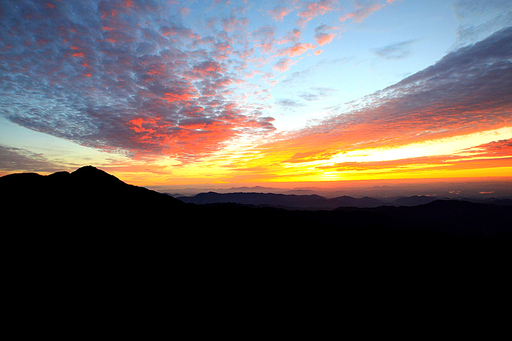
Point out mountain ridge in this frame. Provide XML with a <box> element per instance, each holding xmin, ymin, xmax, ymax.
<box><xmin>176</xmin><ymin>191</ymin><xmax>386</xmax><ymax>209</ymax></box>
<box><xmin>176</xmin><ymin>191</ymin><xmax>511</xmax><ymax>209</ymax></box>
<box><xmin>1</xmin><ymin>165</ymin><xmax>185</xmax><ymax>225</ymax></box>
<box><xmin>2</xmin><ymin>166</ymin><xmax>511</xmax><ymax>239</ymax></box>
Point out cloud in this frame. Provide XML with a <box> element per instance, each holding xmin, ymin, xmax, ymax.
<box><xmin>297</xmin><ymin>0</ymin><xmax>338</xmax><ymax>27</ymax></box>
<box><xmin>451</xmin><ymin>0</ymin><xmax>512</xmax><ymax>47</ymax></box>
<box><xmin>373</xmin><ymin>39</ymin><xmax>418</xmax><ymax>60</ymax></box>
<box><xmin>221</xmin><ymin>15</ymin><xmax>249</xmax><ymax>32</ymax></box>
<box><xmin>253</xmin><ymin>25</ymin><xmax>276</xmax><ymax>53</ymax></box>
<box><xmin>277</xmin><ymin>42</ymin><xmax>317</xmax><ymax>57</ymax></box>
<box><xmin>273</xmin><ymin>58</ymin><xmax>296</xmax><ymax>72</ymax></box>
<box><xmin>0</xmin><ymin>145</ymin><xmax>63</xmax><ymax>173</ymax></box>
<box><xmin>277</xmin><ymin>99</ymin><xmax>305</xmax><ymax>108</ymax></box>
<box><xmin>0</xmin><ymin>0</ymin><xmax>275</xmax><ymax>163</ymax></box>
<box><xmin>277</xmin><ymin>28</ymin><xmax>302</xmax><ymax>45</ymax></box>
<box><xmin>460</xmin><ymin>138</ymin><xmax>512</xmax><ymax>158</ymax></box>
<box><xmin>340</xmin><ymin>1</ymin><xmax>384</xmax><ymax>23</ymax></box>
<box><xmin>314</xmin><ymin>24</ymin><xmax>337</xmax><ymax>45</ymax></box>
<box><xmin>268</xmin><ymin>6</ymin><xmax>293</xmax><ymax>22</ymax></box>
<box><xmin>299</xmin><ymin>87</ymin><xmax>337</xmax><ymax>101</ymax></box>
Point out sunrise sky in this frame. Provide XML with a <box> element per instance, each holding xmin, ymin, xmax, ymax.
<box><xmin>1</xmin><ymin>0</ymin><xmax>511</xmax><ymax>191</ymax></box>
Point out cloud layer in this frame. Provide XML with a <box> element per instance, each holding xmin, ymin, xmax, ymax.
<box><xmin>249</xmin><ymin>26</ymin><xmax>512</xmax><ymax>173</ymax></box>
<box><xmin>1</xmin><ymin>0</ymin><xmax>510</xmax><ymax>183</ymax></box>
<box><xmin>0</xmin><ymin>0</ymin><xmax>277</xmax><ymax>162</ymax></box>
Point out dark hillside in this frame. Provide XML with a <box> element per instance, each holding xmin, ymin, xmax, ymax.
<box><xmin>1</xmin><ymin>166</ymin><xmax>185</xmax><ymax>226</ymax></box>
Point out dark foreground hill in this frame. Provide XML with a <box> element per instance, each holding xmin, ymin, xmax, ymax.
<box><xmin>1</xmin><ymin>166</ymin><xmax>186</xmax><ymax>226</ymax></box>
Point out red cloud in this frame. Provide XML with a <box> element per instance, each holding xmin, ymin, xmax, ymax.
<box><xmin>163</xmin><ymin>89</ymin><xmax>198</xmax><ymax>103</ymax></box>
<box><xmin>126</xmin><ymin>109</ymin><xmax>275</xmax><ymax>161</ymax></box>
<box><xmin>192</xmin><ymin>61</ymin><xmax>225</xmax><ymax>77</ymax></box>
<box><xmin>461</xmin><ymin>138</ymin><xmax>512</xmax><ymax>158</ymax></box>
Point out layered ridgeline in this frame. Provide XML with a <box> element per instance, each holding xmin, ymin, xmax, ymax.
<box><xmin>2</xmin><ymin>166</ymin><xmax>511</xmax><ymax>239</ymax></box>
<box><xmin>178</xmin><ymin>192</ymin><xmax>512</xmax><ymax>209</ymax></box>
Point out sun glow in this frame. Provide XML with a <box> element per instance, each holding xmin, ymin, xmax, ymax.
<box><xmin>324</xmin><ymin>127</ymin><xmax>512</xmax><ymax>165</ymax></box>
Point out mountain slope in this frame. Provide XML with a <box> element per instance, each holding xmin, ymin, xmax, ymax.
<box><xmin>1</xmin><ymin>165</ymin><xmax>185</xmax><ymax>226</ymax></box>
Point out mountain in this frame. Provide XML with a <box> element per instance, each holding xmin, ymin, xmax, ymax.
<box><xmin>2</xmin><ymin>166</ymin><xmax>511</xmax><ymax>240</ymax></box>
<box><xmin>177</xmin><ymin>192</ymin><xmax>385</xmax><ymax>209</ymax></box>
<box><xmin>1</xmin><ymin>165</ymin><xmax>185</xmax><ymax>226</ymax></box>
<box><xmin>4</xmin><ymin>167</ymin><xmax>510</xmax><ymax>307</ymax></box>
<box><xmin>3</xmin><ymin>165</ymin><xmax>512</xmax><ymax>291</ymax></box>
<box><xmin>392</xmin><ymin>195</ymin><xmax>439</xmax><ymax>206</ymax></box>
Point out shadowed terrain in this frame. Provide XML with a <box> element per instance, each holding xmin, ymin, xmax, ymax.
<box><xmin>2</xmin><ymin>166</ymin><xmax>511</xmax><ymax>256</ymax></box>
<box><xmin>3</xmin><ymin>166</ymin><xmax>512</xmax><ymax>307</ymax></box>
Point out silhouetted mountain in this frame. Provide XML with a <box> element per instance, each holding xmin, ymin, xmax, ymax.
<box><xmin>328</xmin><ymin>195</ymin><xmax>384</xmax><ymax>208</ymax></box>
<box><xmin>5</xmin><ymin>167</ymin><xmax>511</xmax><ymax>308</ymax></box>
<box><xmin>466</xmin><ymin>197</ymin><xmax>512</xmax><ymax>206</ymax></box>
<box><xmin>1</xmin><ymin>165</ymin><xmax>185</xmax><ymax>226</ymax></box>
<box><xmin>486</xmin><ymin>198</ymin><xmax>512</xmax><ymax>206</ymax></box>
<box><xmin>177</xmin><ymin>192</ymin><xmax>385</xmax><ymax>209</ymax></box>
<box><xmin>178</xmin><ymin>192</ymin><xmax>328</xmax><ymax>209</ymax></box>
<box><xmin>2</xmin><ymin>167</ymin><xmax>511</xmax><ymax>241</ymax></box>
<box><xmin>392</xmin><ymin>195</ymin><xmax>438</xmax><ymax>206</ymax></box>
<box><xmin>369</xmin><ymin>200</ymin><xmax>512</xmax><ymax>237</ymax></box>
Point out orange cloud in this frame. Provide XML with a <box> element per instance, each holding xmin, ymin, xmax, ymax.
<box><xmin>297</xmin><ymin>0</ymin><xmax>337</xmax><ymax>26</ymax></box>
<box><xmin>314</xmin><ymin>32</ymin><xmax>336</xmax><ymax>45</ymax></box>
<box><xmin>163</xmin><ymin>91</ymin><xmax>197</xmax><ymax>103</ymax></box>
<box><xmin>277</xmin><ymin>42</ymin><xmax>317</xmax><ymax>57</ymax></box>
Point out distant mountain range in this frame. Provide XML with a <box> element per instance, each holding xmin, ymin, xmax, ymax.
<box><xmin>177</xmin><ymin>192</ymin><xmax>512</xmax><ymax>209</ymax></box>
<box><xmin>177</xmin><ymin>192</ymin><xmax>385</xmax><ymax>209</ymax></box>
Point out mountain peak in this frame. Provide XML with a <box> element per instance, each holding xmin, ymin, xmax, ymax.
<box><xmin>72</xmin><ymin>165</ymin><xmax>105</xmax><ymax>175</ymax></box>
<box><xmin>70</xmin><ymin>165</ymin><xmax>124</xmax><ymax>186</ymax></box>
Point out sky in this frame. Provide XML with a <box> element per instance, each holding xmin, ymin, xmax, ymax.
<box><xmin>1</xmin><ymin>0</ymin><xmax>512</xmax><ymax>193</ymax></box>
